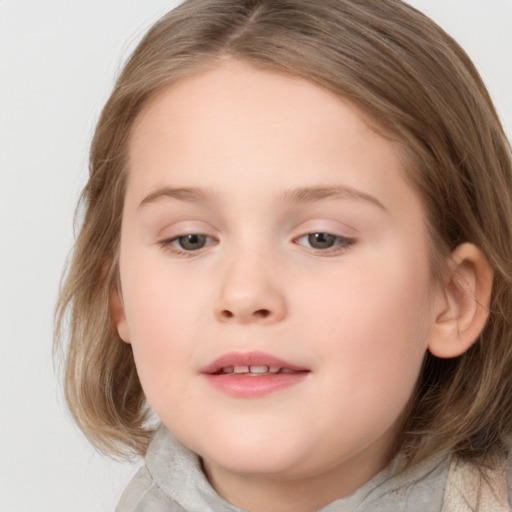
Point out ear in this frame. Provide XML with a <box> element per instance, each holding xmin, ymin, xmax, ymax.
<box><xmin>110</xmin><ymin>283</ymin><xmax>131</xmax><ymax>344</ymax></box>
<box><xmin>428</xmin><ymin>243</ymin><xmax>493</xmax><ymax>358</ymax></box>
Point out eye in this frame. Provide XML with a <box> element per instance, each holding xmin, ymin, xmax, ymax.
<box><xmin>160</xmin><ymin>233</ymin><xmax>214</xmax><ymax>252</ymax></box>
<box><xmin>296</xmin><ymin>232</ymin><xmax>355</xmax><ymax>251</ymax></box>
<box><xmin>177</xmin><ymin>234</ymin><xmax>209</xmax><ymax>250</ymax></box>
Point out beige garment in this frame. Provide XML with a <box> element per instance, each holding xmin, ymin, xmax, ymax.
<box><xmin>443</xmin><ymin>455</ymin><xmax>510</xmax><ymax>512</ymax></box>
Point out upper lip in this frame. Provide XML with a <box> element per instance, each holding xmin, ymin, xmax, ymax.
<box><xmin>201</xmin><ymin>350</ymin><xmax>309</xmax><ymax>374</ymax></box>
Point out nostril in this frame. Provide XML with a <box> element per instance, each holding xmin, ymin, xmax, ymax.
<box><xmin>220</xmin><ymin>308</ymin><xmax>271</xmax><ymax>320</ymax></box>
<box><xmin>254</xmin><ymin>309</ymin><xmax>271</xmax><ymax>318</ymax></box>
<box><xmin>217</xmin><ymin>305</ymin><xmax>278</xmax><ymax>322</ymax></box>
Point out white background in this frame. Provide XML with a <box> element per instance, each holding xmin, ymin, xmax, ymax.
<box><xmin>0</xmin><ymin>1</ymin><xmax>510</xmax><ymax>511</ymax></box>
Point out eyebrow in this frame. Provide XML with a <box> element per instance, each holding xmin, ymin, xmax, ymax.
<box><xmin>139</xmin><ymin>187</ymin><xmax>213</xmax><ymax>208</ymax></box>
<box><xmin>281</xmin><ymin>185</ymin><xmax>386</xmax><ymax>211</ymax></box>
<box><xmin>138</xmin><ymin>184</ymin><xmax>386</xmax><ymax>211</ymax></box>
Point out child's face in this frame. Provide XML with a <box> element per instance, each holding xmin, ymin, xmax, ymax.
<box><xmin>115</xmin><ymin>61</ymin><xmax>442</xmax><ymax>498</ymax></box>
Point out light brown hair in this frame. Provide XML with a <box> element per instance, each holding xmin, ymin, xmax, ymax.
<box><xmin>55</xmin><ymin>0</ymin><xmax>512</xmax><ymax>463</ymax></box>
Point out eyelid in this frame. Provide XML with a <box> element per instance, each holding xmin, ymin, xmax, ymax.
<box><xmin>293</xmin><ymin>217</ymin><xmax>358</xmax><ymax>235</ymax></box>
<box><xmin>294</xmin><ymin>232</ymin><xmax>356</xmax><ymax>252</ymax></box>
<box><xmin>155</xmin><ymin>220</ymin><xmax>219</xmax><ymax>255</ymax></box>
<box><xmin>291</xmin><ymin>219</ymin><xmax>358</xmax><ymax>255</ymax></box>
<box><xmin>158</xmin><ymin>233</ymin><xmax>218</xmax><ymax>257</ymax></box>
<box><xmin>155</xmin><ymin>219</ymin><xmax>215</xmax><ymax>238</ymax></box>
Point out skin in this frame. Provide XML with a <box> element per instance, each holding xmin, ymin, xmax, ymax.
<box><xmin>113</xmin><ymin>60</ymin><xmax>491</xmax><ymax>512</ymax></box>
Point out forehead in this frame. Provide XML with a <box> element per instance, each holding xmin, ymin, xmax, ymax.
<box><xmin>126</xmin><ymin>60</ymin><xmax>419</xmax><ymax>218</ymax></box>
<box><xmin>129</xmin><ymin>61</ymin><xmax>374</xmax><ymax>166</ymax></box>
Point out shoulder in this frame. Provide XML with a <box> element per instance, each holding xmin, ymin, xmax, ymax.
<box><xmin>443</xmin><ymin>448</ymin><xmax>511</xmax><ymax>512</ymax></box>
<box><xmin>115</xmin><ymin>465</ymin><xmax>186</xmax><ymax>512</ymax></box>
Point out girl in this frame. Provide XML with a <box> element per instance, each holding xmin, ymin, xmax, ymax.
<box><xmin>55</xmin><ymin>0</ymin><xmax>512</xmax><ymax>510</ymax></box>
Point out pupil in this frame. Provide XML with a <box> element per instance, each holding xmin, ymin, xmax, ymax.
<box><xmin>179</xmin><ymin>234</ymin><xmax>206</xmax><ymax>250</ymax></box>
<box><xmin>308</xmin><ymin>233</ymin><xmax>335</xmax><ymax>249</ymax></box>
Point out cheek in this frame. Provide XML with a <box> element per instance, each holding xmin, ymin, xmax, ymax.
<box><xmin>119</xmin><ymin>262</ymin><xmax>206</xmax><ymax>402</ymax></box>
<box><xmin>121</xmin><ymin>248</ymin><xmax>208</xmax><ymax>339</ymax></box>
<box><xmin>301</xmin><ymin>250</ymin><xmax>433</xmax><ymax>398</ymax></box>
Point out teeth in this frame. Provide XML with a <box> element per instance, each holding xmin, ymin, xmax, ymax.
<box><xmin>220</xmin><ymin>366</ymin><xmax>300</xmax><ymax>375</ymax></box>
<box><xmin>249</xmin><ymin>365</ymin><xmax>268</xmax><ymax>373</ymax></box>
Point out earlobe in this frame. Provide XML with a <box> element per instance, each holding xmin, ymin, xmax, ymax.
<box><xmin>110</xmin><ymin>283</ymin><xmax>131</xmax><ymax>344</ymax></box>
<box><xmin>428</xmin><ymin>243</ymin><xmax>493</xmax><ymax>359</ymax></box>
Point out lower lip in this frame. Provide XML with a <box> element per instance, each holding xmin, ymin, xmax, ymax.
<box><xmin>203</xmin><ymin>372</ymin><xmax>309</xmax><ymax>397</ymax></box>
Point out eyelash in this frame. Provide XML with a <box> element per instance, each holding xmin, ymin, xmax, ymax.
<box><xmin>294</xmin><ymin>233</ymin><xmax>356</xmax><ymax>254</ymax></box>
<box><xmin>158</xmin><ymin>232</ymin><xmax>356</xmax><ymax>257</ymax></box>
<box><xmin>158</xmin><ymin>233</ymin><xmax>216</xmax><ymax>256</ymax></box>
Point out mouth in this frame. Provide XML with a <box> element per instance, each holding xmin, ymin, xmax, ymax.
<box><xmin>201</xmin><ymin>350</ymin><xmax>308</xmax><ymax>375</ymax></box>
<box><xmin>214</xmin><ymin>365</ymin><xmax>302</xmax><ymax>375</ymax></box>
<box><xmin>201</xmin><ymin>351</ymin><xmax>310</xmax><ymax>397</ymax></box>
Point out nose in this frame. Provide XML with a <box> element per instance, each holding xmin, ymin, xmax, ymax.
<box><xmin>213</xmin><ymin>251</ymin><xmax>287</xmax><ymax>324</ymax></box>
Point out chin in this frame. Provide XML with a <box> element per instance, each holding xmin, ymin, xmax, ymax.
<box><xmin>203</xmin><ymin>450</ymin><xmax>304</xmax><ymax>479</ymax></box>
<box><xmin>192</xmin><ymin>429</ymin><xmax>308</xmax><ymax>477</ymax></box>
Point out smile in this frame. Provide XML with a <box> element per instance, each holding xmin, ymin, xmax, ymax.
<box><xmin>218</xmin><ymin>366</ymin><xmax>301</xmax><ymax>375</ymax></box>
<box><xmin>201</xmin><ymin>351</ymin><xmax>310</xmax><ymax>397</ymax></box>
